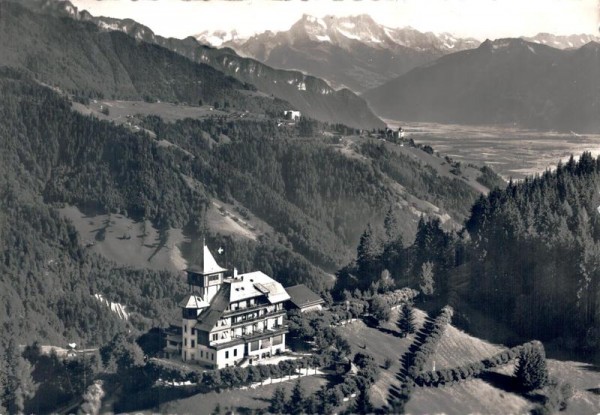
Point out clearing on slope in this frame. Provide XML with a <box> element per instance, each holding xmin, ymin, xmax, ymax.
<box><xmin>338</xmin><ymin>307</ymin><xmax>600</xmax><ymax>414</ymax></box>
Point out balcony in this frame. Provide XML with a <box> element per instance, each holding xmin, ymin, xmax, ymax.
<box><xmin>214</xmin><ymin>325</ymin><xmax>288</xmax><ymax>350</ymax></box>
<box><xmin>230</xmin><ymin>310</ymin><xmax>286</xmax><ymax>328</ymax></box>
<box><xmin>224</xmin><ymin>302</ymin><xmax>284</xmax><ymax>318</ymax></box>
<box><xmin>234</xmin><ymin>325</ymin><xmax>288</xmax><ymax>340</ymax></box>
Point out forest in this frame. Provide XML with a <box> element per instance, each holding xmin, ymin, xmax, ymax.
<box><xmin>339</xmin><ymin>152</ymin><xmax>600</xmax><ymax>353</ymax></box>
<box><xmin>0</xmin><ymin>65</ymin><xmax>483</xmax><ymax>408</ymax></box>
<box><xmin>5</xmin><ymin>56</ymin><xmax>590</xmax><ymax>411</ymax></box>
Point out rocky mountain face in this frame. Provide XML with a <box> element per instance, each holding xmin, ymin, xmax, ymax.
<box><xmin>0</xmin><ymin>1</ymin><xmax>285</xmax><ymax>113</ymax></box>
<box><xmin>197</xmin><ymin>14</ymin><xmax>480</xmax><ymax>92</ymax></box>
<box><xmin>20</xmin><ymin>1</ymin><xmax>383</xmax><ymax>129</ymax></box>
<box><xmin>363</xmin><ymin>38</ymin><xmax>600</xmax><ymax>133</ymax></box>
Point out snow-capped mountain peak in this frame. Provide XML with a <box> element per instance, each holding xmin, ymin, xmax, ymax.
<box><xmin>196</xmin><ymin>14</ymin><xmax>480</xmax><ymax>54</ymax></box>
<box><xmin>522</xmin><ymin>33</ymin><xmax>600</xmax><ymax>49</ymax></box>
<box><xmin>195</xmin><ymin>30</ymin><xmax>246</xmax><ymax>47</ymax></box>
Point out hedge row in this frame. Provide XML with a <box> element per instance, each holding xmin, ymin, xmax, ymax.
<box><xmin>145</xmin><ymin>351</ymin><xmax>335</xmax><ymax>391</ymax></box>
<box><xmin>404</xmin><ymin>305</ymin><xmax>454</xmax><ymax>379</ymax></box>
<box><xmin>380</xmin><ymin>288</ymin><xmax>419</xmax><ymax>308</ymax></box>
<box><xmin>301</xmin><ymin>352</ymin><xmax>380</xmax><ymax>412</ymax></box>
<box><xmin>415</xmin><ymin>340</ymin><xmax>543</xmax><ymax>387</ymax></box>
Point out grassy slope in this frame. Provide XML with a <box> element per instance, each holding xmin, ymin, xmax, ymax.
<box><xmin>340</xmin><ymin>308</ymin><xmax>600</xmax><ymax>414</ymax></box>
<box><xmin>159</xmin><ymin>373</ymin><xmax>328</xmax><ymax>414</ymax></box>
<box><xmin>59</xmin><ymin>206</ymin><xmax>187</xmax><ymax>272</ymax></box>
<box><xmin>59</xmin><ymin>196</ymin><xmax>279</xmax><ymax>272</ymax></box>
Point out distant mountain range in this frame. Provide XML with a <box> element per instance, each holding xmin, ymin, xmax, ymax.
<box><xmin>16</xmin><ymin>0</ymin><xmax>383</xmax><ymax>129</ymax></box>
<box><xmin>363</xmin><ymin>38</ymin><xmax>600</xmax><ymax>133</ymax></box>
<box><xmin>523</xmin><ymin>33</ymin><xmax>600</xmax><ymax>49</ymax></box>
<box><xmin>197</xmin><ymin>14</ymin><xmax>480</xmax><ymax>92</ymax></box>
<box><xmin>0</xmin><ymin>1</ymin><xmax>278</xmax><ymax>112</ymax></box>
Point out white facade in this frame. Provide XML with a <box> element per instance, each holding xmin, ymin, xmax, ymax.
<box><xmin>179</xmin><ymin>246</ymin><xmax>290</xmax><ymax>368</ymax></box>
<box><xmin>284</xmin><ymin>110</ymin><xmax>301</xmax><ymax>120</ymax></box>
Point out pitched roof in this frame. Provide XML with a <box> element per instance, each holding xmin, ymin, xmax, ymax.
<box><xmin>285</xmin><ymin>284</ymin><xmax>325</xmax><ymax>309</ymax></box>
<box><xmin>178</xmin><ymin>294</ymin><xmax>209</xmax><ymax>309</ymax></box>
<box><xmin>230</xmin><ymin>271</ymin><xmax>290</xmax><ymax>304</ymax></box>
<box><xmin>186</xmin><ymin>245</ymin><xmax>228</xmax><ymax>275</ymax></box>
<box><xmin>195</xmin><ymin>284</ymin><xmax>231</xmax><ymax>332</ymax></box>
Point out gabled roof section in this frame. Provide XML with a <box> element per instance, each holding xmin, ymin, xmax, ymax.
<box><xmin>229</xmin><ymin>271</ymin><xmax>290</xmax><ymax>303</ymax></box>
<box><xmin>285</xmin><ymin>284</ymin><xmax>325</xmax><ymax>308</ymax></box>
<box><xmin>196</xmin><ymin>284</ymin><xmax>231</xmax><ymax>332</ymax></box>
<box><xmin>178</xmin><ymin>294</ymin><xmax>209</xmax><ymax>309</ymax></box>
<box><xmin>186</xmin><ymin>245</ymin><xmax>228</xmax><ymax>275</ymax></box>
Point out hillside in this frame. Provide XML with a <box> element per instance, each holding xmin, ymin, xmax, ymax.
<box><xmin>17</xmin><ymin>0</ymin><xmax>384</xmax><ymax>129</ymax></box>
<box><xmin>0</xmin><ymin>1</ymin><xmax>284</xmax><ymax>114</ymax></box>
<box><xmin>158</xmin><ymin>306</ymin><xmax>600</xmax><ymax>414</ymax></box>
<box><xmin>341</xmin><ymin>308</ymin><xmax>600</xmax><ymax>414</ymax></box>
<box><xmin>199</xmin><ymin>14</ymin><xmax>479</xmax><ymax>93</ymax></box>
<box><xmin>0</xmin><ymin>63</ymin><xmax>496</xmax><ymax>299</ymax></box>
<box><xmin>363</xmin><ymin>38</ymin><xmax>600</xmax><ymax>133</ymax></box>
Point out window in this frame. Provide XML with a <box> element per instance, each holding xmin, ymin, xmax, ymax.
<box><xmin>184</xmin><ymin>338</ymin><xmax>187</xmax><ymax>347</ymax></box>
<box><xmin>225</xmin><ymin>351</ymin><xmax>229</xmax><ymax>359</ymax></box>
<box><xmin>208</xmin><ymin>274</ymin><xmax>220</xmax><ymax>282</ymax></box>
<box><xmin>191</xmin><ymin>328</ymin><xmax>195</xmax><ymax>335</ymax></box>
<box><xmin>191</xmin><ymin>353</ymin><xmax>195</xmax><ymax>360</ymax></box>
<box><xmin>191</xmin><ymin>340</ymin><xmax>195</xmax><ymax>348</ymax></box>
<box><xmin>201</xmin><ymin>350</ymin><xmax>203</xmax><ymax>358</ymax></box>
<box><xmin>184</xmin><ymin>324</ymin><xmax>187</xmax><ymax>333</ymax></box>
<box><xmin>273</xmin><ymin>335</ymin><xmax>283</xmax><ymax>346</ymax></box>
<box><xmin>250</xmin><ymin>340</ymin><xmax>259</xmax><ymax>351</ymax></box>
<box><xmin>212</xmin><ymin>333</ymin><xmax>218</xmax><ymax>341</ymax></box>
<box><xmin>212</xmin><ymin>353</ymin><xmax>214</xmax><ymax>360</ymax></box>
<box><xmin>234</xmin><ymin>349</ymin><xmax>237</xmax><ymax>357</ymax></box>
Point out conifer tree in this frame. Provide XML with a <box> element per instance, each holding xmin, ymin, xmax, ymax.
<box><xmin>383</xmin><ymin>206</ymin><xmax>400</xmax><ymax>242</ymax></box>
<box><xmin>357</xmin><ymin>224</ymin><xmax>381</xmax><ymax>277</ymax></box>
<box><xmin>353</xmin><ymin>387</ymin><xmax>374</xmax><ymax>414</ymax></box>
<box><xmin>419</xmin><ymin>261</ymin><xmax>435</xmax><ymax>297</ymax></box>
<box><xmin>397</xmin><ymin>303</ymin><xmax>416</xmax><ymax>335</ymax></box>
<box><xmin>286</xmin><ymin>380</ymin><xmax>306</xmax><ymax>415</ymax></box>
<box><xmin>515</xmin><ymin>342</ymin><xmax>548</xmax><ymax>391</ymax></box>
<box><xmin>269</xmin><ymin>386</ymin><xmax>286</xmax><ymax>414</ymax></box>
<box><xmin>5</xmin><ymin>340</ymin><xmax>36</xmax><ymax>415</ymax></box>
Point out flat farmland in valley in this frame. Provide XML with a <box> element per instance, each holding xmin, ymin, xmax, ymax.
<box><xmin>384</xmin><ymin>119</ymin><xmax>600</xmax><ymax>180</ymax></box>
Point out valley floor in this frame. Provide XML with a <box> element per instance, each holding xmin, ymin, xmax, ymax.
<box><xmin>384</xmin><ymin>119</ymin><xmax>600</xmax><ymax>180</ymax></box>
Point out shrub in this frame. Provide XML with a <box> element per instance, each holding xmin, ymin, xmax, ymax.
<box><xmin>515</xmin><ymin>341</ymin><xmax>548</xmax><ymax>391</ymax></box>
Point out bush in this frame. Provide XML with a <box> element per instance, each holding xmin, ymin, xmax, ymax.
<box><xmin>515</xmin><ymin>341</ymin><xmax>548</xmax><ymax>391</ymax></box>
<box><xmin>416</xmin><ymin>341</ymin><xmax>543</xmax><ymax>387</ymax></box>
<box><xmin>404</xmin><ymin>306</ymin><xmax>453</xmax><ymax>379</ymax></box>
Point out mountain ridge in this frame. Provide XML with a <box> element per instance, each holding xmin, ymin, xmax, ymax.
<box><xmin>362</xmin><ymin>37</ymin><xmax>600</xmax><ymax>133</ymax></box>
<box><xmin>197</xmin><ymin>14</ymin><xmax>480</xmax><ymax>92</ymax></box>
<box><xmin>20</xmin><ymin>0</ymin><xmax>384</xmax><ymax>129</ymax></box>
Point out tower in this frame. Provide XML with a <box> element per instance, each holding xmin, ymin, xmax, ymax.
<box><xmin>180</xmin><ymin>245</ymin><xmax>227</xmax><ymax>361</ymax></box>
<box><xmin>186</xmin><ymin>245</ymin><xmax>228</xmax><ymax>304</ymax></box>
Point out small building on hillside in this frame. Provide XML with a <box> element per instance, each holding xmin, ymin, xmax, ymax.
<box><xmin>283</xmin><ymin>110</ymin><xmax>301</xmax><ymax>120</ymax></box>
<box><xmin>172</xmin><ymin>245</ymin><xmax>291</xmax><ymax>369</ymax></box>
<box><xmin>285</xmin><ymin>284</ymin><xmax>325</xmax><ymax>313</ymax></box>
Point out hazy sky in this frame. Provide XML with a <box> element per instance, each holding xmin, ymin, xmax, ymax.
<box><xmin>71</xmin><ymin>0</ymin><xmax>600</xmax><ymax>41</ymax></box>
